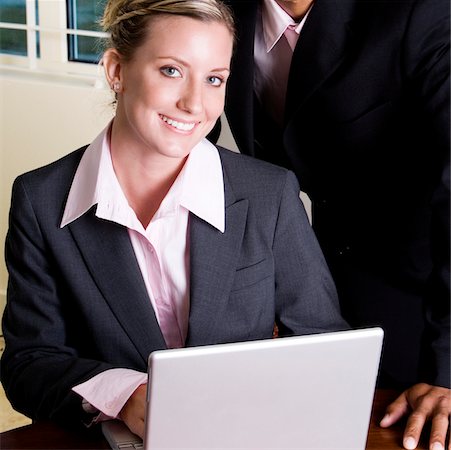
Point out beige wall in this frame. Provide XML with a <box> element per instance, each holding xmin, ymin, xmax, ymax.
<box><xmin>0</xmin><ymin>70</ymin><xmax>238</xmax><ymax>324</ymax></box>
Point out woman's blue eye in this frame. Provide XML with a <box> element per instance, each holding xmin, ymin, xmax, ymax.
<box><xmin>161</xmin><ymin>67</ymin><xmax>181</xmax><ymax>77</ymax></box>
<box><xmin>207</xmin><ymin>76</ymin><xmax>223</xmax><ymax>87</ymax></box>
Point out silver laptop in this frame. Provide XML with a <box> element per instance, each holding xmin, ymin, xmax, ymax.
<box><xmin>102</xmin><ymin>327</ymin><xmax>383</xmax><ymax>450</ymax></box>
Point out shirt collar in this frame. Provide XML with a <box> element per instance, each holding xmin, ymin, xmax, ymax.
<box><xmin>179</xmin><ymin>139</ymin><xmax>225</xmax><ymax>232</ymax></box>
<box><xmin>262</xmin><ymin>0</ymin><xmax>312</xmax><ymax>52</ymax></box>
<box><xmin>60</xmin><ymin>122</ymin><xmax>225</xmax><ymax>233</ymax></box>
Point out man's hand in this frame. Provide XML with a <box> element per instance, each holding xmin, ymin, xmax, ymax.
<box><xmin>380</xmin><ymin>383</ymin><xmax>450</xmax><ymax>450</ymax></box>
<box><xmin>119</xmin><ymin>383</ymin><xmax>147</xmax><ymax>439</ymax></box>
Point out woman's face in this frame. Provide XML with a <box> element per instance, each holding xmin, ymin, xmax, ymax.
<box><xmin>108</xmin><ymin>15</ymin><xmax>233</xmax><ymax>161</ymax></box>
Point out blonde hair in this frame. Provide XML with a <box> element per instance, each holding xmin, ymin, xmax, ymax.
<box><xmin>101</xmin><ymin>0</ymin><xmax>235</xmax><ymax>60</ymax></box>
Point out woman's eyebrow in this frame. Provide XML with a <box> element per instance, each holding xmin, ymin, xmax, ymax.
<box><xmin>157</xmin><ymin>56</ymin><xmax>230</xmax><ymax>73</ymax></box>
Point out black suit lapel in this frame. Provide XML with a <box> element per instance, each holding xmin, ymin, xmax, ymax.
<box><xmin>186</xmin><ymin>170</ymin><xmax>249</xmax><ymax>346</ymax></box>
<box><xmin>285</xmin><ymin>0</ymin><xmax>356</xmax><ymax>121</ymax></box>
<box><xmin>68</xmin><ymin>209</ymin><xmax>166</xmax><ymax>361</ymax></box>
<box><xmin>225</xmin><ymin>0</ymin><xmax>259</xmax><ymax>156</ymax></box>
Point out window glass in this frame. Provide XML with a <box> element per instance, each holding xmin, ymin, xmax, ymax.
<box><xmin>0</xmin><ymin>0</ymin><xmax>27</xmax><ymax>55</ymax></box>
<box><xmin>35</xmin><ymin>0</ymin><xmax>40</xmax><ymax>58</ymax></box>
<box><xmin>67</xmin><ymin>0</ymin><xmax>106</xmax><ymax>63</ymax></box>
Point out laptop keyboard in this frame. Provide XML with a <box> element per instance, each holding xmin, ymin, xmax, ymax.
<box><xmin>101</xmin><ymin>420</ymin><xmax>144</xmax><ymax>450</ymax></box>
<box><xmin>117</xmin><ymin>442</ymin><xmax>143</xmax><ymax>449</ymax></box>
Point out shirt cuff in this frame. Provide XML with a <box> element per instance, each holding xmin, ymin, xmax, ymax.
<box><xmin>72</xmin><ymin>368</ymin><xmax>148</xmax><ymax>419</ymax></box>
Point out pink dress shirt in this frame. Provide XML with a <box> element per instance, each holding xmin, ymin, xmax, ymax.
<box><xmin>63</xmin><ymin>122</ymin><xmax>225</xmax><ymax>419</ymax></box>
<box><xmin>254</xmin><ymin>0</ymin><xmax>312</xmax><ymax>125</ymax></box>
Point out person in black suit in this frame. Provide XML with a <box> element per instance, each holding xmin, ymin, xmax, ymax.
<box><xmin>0</xmin><ymin>0</ymin><xmax>348</xmax><ymax>439</ymax></box>
<box><xmin>220</xmin><ymin>0</ymin><xmax>450</xmax><ymax>448</ymax></box>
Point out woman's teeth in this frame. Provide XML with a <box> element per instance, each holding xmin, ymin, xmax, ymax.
<box><xmin>161</xmin><ymin>115</ymin><xmax>195</xmax><ymax>131</ymax></box>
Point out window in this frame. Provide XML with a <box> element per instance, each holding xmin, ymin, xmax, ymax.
<box><xmin>67</xmin><ymin>0</ymin><xmax>107</xmax><ymax>63</ymax></box>
<box><xmin>0</xmin><ymin>0</ymin><xmax>109</xmax><ymax>79</ymax></box>
<box><xmin>0</xmin><ymin>0</ymin><xmax>33</xmax><ymax>56</ymax></box>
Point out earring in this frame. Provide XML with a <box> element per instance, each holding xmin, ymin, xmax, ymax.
<box><xmin>112</xmin><ymin>81</ymin><xmax>121</xmax><ymax>92</ymax></box>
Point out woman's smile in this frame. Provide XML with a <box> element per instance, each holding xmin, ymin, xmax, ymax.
<box><xmin>159</xmin><ymin>114</ymin><xmax>197</xmax><ymax>132</ymax></box>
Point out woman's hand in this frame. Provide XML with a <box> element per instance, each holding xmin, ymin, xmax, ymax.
<box><xmin>119</xmin><ymin>383</ymin><xmax>147</xmax><ymax>438</ymax></box>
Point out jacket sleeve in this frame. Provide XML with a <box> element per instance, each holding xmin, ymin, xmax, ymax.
<box><xmin>407</xmin><ymin>0</ymin><xmax>450</xmax><ymax>388</ymax></box>
<box><xmin>273</xmin><ymin>171</ymin><xmax>349</xmax><ymax>336</ymax></box>
<box><xmin>0</xmin><ymin>177</ymin><xmax>116</xmax><ymax>424</ymax></box>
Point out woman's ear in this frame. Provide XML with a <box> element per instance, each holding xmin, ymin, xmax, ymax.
<box><xmin>103</xmin><ymin>48</ymin><xmax>123</xmax><ymax>93</ymax></box>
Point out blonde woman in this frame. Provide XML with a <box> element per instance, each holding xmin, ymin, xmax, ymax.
<box><xmin>1</xmin><ymin>0</ymin><xmax>347</xmax><ymax>437</ymax></box>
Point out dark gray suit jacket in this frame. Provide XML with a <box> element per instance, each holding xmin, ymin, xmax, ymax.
<box><xmin>1</xmin><ymin>145</ymin><xmax>347</xmax><ymax>424</ymax></box>
<box><xmin>223</xmin><ymin>0</ymin><xmax>450</xmax><ymax>389</ymax></box>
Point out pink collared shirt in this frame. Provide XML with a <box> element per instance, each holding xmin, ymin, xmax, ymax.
<box><xmin>254</xmin><ymin>0</ymin><xmax>312</xmax><ymax>124</ymax></box>
<box><xmin>66</xmin><ymin>122</ymin><xmax>225</xmax><ymax>419</ymax></box>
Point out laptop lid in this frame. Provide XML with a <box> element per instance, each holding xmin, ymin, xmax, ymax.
<box><xmin>140</xmin><ymin>327</ymin><xmax>383</xmax><ymax>449</ymax></box>
<box><xmin>102</xmin><ymin>327</ymin><xmax>383</xmax><ymax>449</ymax></box>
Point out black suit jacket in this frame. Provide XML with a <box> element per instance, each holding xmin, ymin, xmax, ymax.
<box><xmin>223</xmin><ymin>0</ymin><xmax>450</xmax><ymax>388</ymax></box>
<box><xmin>1</xmin><ymin>144</ymin><xmax>347</xmax><ymax>424</ymax></box>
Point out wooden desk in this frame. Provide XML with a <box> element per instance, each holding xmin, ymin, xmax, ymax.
<box><xmin>1</xmin><ymin>389</ymin><xmax>427</xmax><ymax>450</ymax></box>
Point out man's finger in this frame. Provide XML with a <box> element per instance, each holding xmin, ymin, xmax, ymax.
<box><xmin>380</xmin><ymin>392</ymin><xmax>410</xmax><ymax>428</ymax></box>
<box><xmin>428</xmin><ymin>395</ymin><xmax>450</xmax><ymax>450</ymax></box>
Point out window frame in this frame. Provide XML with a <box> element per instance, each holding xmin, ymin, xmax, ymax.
<box><xmin>0</xmin><ymin>0</ymin><xmax>109</xmax><ymax>82</ymax></box>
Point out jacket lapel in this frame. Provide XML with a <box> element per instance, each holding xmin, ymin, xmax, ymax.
<box><xmin>186</xmin><ymin>169</ymin><xmax>249</xmax><ymax>346</ymax></box>
<box><xmin>225</xmin><ymin>0</ymin><xmax>259</xmax><ymax>156</ymax></box>
<box><xmin>285</xmin><ymin>0</ymin><xmax>356</xmax><ymax>122</ymax></box>
<box><xmin>68</xmin><ymin>209</ymin><xmax>166</xmax><ymax>361</ymax></box>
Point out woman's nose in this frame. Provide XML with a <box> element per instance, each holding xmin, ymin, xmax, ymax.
<box><xmin>177</xmin><ymin>80</ymin><xmax>203</xmax><ymax>115</ymax></box>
